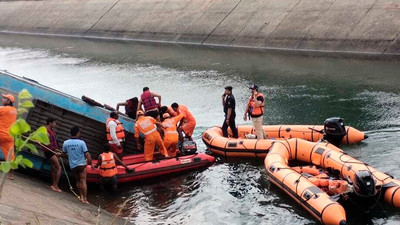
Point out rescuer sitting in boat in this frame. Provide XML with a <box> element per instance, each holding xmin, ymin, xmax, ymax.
<box><xmin>134</xmin><ymin>110</ymin><xmax>169</xmax><ymax>161</ymax></box>
<box><xmin>137</xmin><ymin>87</ymin><xmax>162</xmax><ymax>120</ymax></box>
<box><xmin>106</xmin><ymin>111</ymin><xmax>125</xmax><ymax>159</ymax></box>
<box><xmin>93</xmin><ymin>144</ymin><xmax>132</xmax><ymax>192</ymax></box>
<box><xmin>170</xmin><ymin>103</ymin><xmax>196</xmax><ymax>141</ymax></box>
<box><xmin>116</xmin><ymin>97</ymin><xmax>138</xmax><ymax>120</ymax></box>
<box><xmin>161</xmin><ymin>112</ymin><xmax>185</xmax><ymax>157</ymax></box>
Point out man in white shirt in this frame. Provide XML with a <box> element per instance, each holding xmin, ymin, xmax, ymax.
<box><xmin>106</xmin><ymin>111</ymin><xmax>125</xmax><ymax>158</ymax></box>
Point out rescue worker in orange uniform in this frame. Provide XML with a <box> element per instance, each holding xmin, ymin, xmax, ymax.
<box><xmin>243</xmin><ymin>84</ymin><xmax>266</xmax><ymax>139</ymax></box>
<box><xmin>161</xmin><ymin>113</ymin><xmax>185</xmax><ymax>157</ymax></box>
<box><xmin>0</xmin><ymin>94</ymin><xmax>17</xmax><ymax>179</ymax></box>
<box><xmin>134</xmin><ymin>110</ymin><xmax>169</xmax><ymax>161</ymax></box>
<box><xmin>106</xmin><ymin>111</ymin><xmax>125</xmax><ymax>158</ymax></box>
<box><xmin>170</xmin><ymin>103</ymin><xmax>196</xmax><ymax>141</ymax></box>
<box><xmin>137</xmin><ymin>87</ymin><xmax>162</xmax><ymax>120</ymax></box>
<box><xmin>94</xmin><ymin>144</ymin><xmax>132</xmax><ymax>192</ymax></box>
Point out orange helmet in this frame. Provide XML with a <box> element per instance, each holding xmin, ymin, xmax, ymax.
<box><xmin>137</xmin><ymin>110</ymin><xmax>144</xmax><ymax>116</ymax></box>
<box><xmin>163</xmin><ymin>113</ymin><xmax>170</xmax><ymax>118</ymax></box>
<box><xmin>2</xmin><ymin>94</ymin><xmax>15</xmax><ymax>103</ymax></box>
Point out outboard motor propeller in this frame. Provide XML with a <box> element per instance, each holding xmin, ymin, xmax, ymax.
<box><xmin>323</xmin><ymin>117</ymin><xmax>346</xmax><ymax>147</ymax></box>
<box><xmin>353</xmin><ymin>170</ymin><xmax>377</xmax><ymax>197</ymax></box>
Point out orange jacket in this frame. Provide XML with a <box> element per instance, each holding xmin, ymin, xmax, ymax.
<box><xmin>0</xmin><ymin>106</ymin><xmax>17</xmax><ymax>140</ymax></box>
<box><xmin>248</xmin><ymin>93</ymin><xmax>264</xmax><ymax>117</ymax></box>
<box><xmin>162</xmin><ymin>114</ymin><xmax>184</xmax><ymax>140</ymax></box>
<box><xmin>176</xmin><ymin>105</ymin><xmax>195</xmax><ymax>124</ymax></box>
<box><xmin>106</xmin><ymin>118</ymin><xmax>125</xmax><ymax>141</ymax></box>
<box><xmin>134</xmin><ymin>116</ymin><xmax>158</xmax><ymax>138</ymax></box>
<box><xmin>99</xmin><ymin>152</ymin><xmax>118</xmax><ymax>177</ymax></box>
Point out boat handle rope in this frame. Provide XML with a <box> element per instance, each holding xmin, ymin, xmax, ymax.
<box><xmin>22</xmin><ymin>135</ymin><xmax>80</xmax><ymax>199</ymax></box>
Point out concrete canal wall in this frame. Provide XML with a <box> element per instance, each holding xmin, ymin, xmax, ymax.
<box><xmin>0</xmin><ymin>0</ymin><xmax>399</xmax><ymax>57</ymax></box>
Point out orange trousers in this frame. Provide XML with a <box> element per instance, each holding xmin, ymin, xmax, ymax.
<box><xmin>182</xmin><ymin>121</ymin><xmax>196</xmax><ymax>137</ymax></box>
<box><xmin>144</xmin><ymin>132</ymin><xmax>167</xmax><ymax>161</ymax></box>
<box><xmin>164</xmin><ymin>137</ymin><xmax>178</xmax><ymax>157</ymax></box>
<box><xmin>0</xmin><ymin>139</ymin><xmax>15</xmax><ymax>161</ymax></box>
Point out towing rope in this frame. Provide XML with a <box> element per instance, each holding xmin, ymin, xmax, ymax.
<box><xmin>23</xmin><ymin>136</ymin><xmax>80</xmax><ymax>199</ymax></box>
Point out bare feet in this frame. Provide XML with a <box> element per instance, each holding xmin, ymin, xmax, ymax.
<box><xmin>81</xmin><ymin>199</ymin><xmax>90</xmax><ymax>204</ymax></box>
<box><xmin>51</xmin><ymin>185</ymin><xmax>62</xmax><ymax>193</ymax></box>
<box><xmin>8</xmin><ymin>175</ymin><xmax>14</xmax><ymax>180</ymax></box>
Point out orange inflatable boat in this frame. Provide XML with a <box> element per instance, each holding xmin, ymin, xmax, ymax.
<box><xmin>202</xmin><ymin>118</ymin><xmax>367</xmax><ymax>157</ymax></box>
<box><xmin>264</xmin><ymin>138</ymin><xmax>400</xmax><ymax>225</ymax></box>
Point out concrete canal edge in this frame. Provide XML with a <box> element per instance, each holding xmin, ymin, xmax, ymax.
<box><xmin>0</xmin><ymin>0</ymin><xmax>399</xmax><ymax>58</ymax></box>
<box><xmin>0</xmin><ymin>173</ymin><xmax>126</xmax><ymax>224</ymax></box>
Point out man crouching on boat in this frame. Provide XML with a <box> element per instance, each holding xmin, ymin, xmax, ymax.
<box><xmin>161</xmin><ymin>112</ymin><xmax>185</xmax><ymax>157</ymax></box>
<box><xmin>93</xmin><ymin>144</ymin><xmax>132</xmax><ymax>192</ymax></box>
<box><xmin>134</xmin><ymin>110</ymin><xmax>169</xmax><ymax>161</ymax></box>
<box><xmin>60</xmin><ymin>127</ymin><xmax>92</xmax><ymax>204</ymax></box>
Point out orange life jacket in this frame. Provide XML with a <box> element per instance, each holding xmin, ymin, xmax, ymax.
<box><xmin>248</xmin><ymin>93</ymin><xmax>264</xmax><ymax>117</ymax></box>
<box><xmin>292</xmin><ymin>165</ymin><xmax>321</xmax><ymax>176</ymax></box>
<box><xmin>328</xmin><ymin>180</ymin><xmax>349</xmax><ymax>195</ymax></box>
<box><xmin>99</xmin><ymin>152</ymin><xmax>118</xmax><ymax>177</ymax></box>
<box><xmin>134</xmin><ymin>116</ymin><xmax>157</xmax><ymax>138</ymax></box>
<box><xmin>106</xmin><ymin>118</ymin><xmax>125</xmax><ymax>141</ymax></box>
<box><xmin>162</xmin><ymin>114</ymin><xmax>184</xmax><ymax>139</ymax></box>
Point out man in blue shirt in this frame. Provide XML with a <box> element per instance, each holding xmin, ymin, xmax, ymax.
<box><xmin>60</xmin><ymin>126</ymin><xmax>92</xmax><ymax>204</ymax></box>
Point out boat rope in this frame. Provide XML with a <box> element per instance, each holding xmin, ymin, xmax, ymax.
<box><xmin>22</xmin><ymin>135</ymin><xmax>80</xmax><ymax>199</ymax></box>
<box><xmin>59</xmin><ymin>157</ymin><xmax>80</xmax><ymax>199</ymax></box>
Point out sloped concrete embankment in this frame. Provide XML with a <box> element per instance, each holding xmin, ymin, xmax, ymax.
<box><xmin>0</xmin><ymin>0</ymin><xmax>399</xmax><ymax>57</ymax></box>
<box><xmin>0</xmin><ymin>173</ymin><xmax>125</xmax><ymax>224</ymax></box>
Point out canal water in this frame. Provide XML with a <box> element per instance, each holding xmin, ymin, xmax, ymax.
<box><xmin>0</xmin><ymin>34</ymin><xmax>400</xmax><ymax>224</ymax></box>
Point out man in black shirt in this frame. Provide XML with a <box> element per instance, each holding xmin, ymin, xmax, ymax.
<box><xmin>222</xmin><ymin>86</ymin><xmax>238</xmax><ymax>138</ymax></box>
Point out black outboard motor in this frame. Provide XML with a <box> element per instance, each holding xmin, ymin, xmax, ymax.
<box><xmin>353</xmin><ymin>170</ymin><xmax>376</xmax><ymax>197</ymax></box>
<box><xmin>180</xmin><ymin>139</ymin><xmax>197</xmax><ymax>155</ymax></box>
<box><xmin>323</xmin><ymin>117</ymin><xmax>346</xmax><ymax>147</ymax></box>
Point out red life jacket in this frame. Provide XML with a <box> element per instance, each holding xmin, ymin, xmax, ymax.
<box><xmin>46</xmin><ymin>127</ymin><xmax>58</xmax><ymax>151</ymax></box>
<box><xmin>99</xmin><ymin>152</ymin><xmax>118</xmax><ymax>177</ymax></box>
<box><xmin>140</xmin><ymin>91</ymin><xmax>158</xmax><ymax>112</ymax></box>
